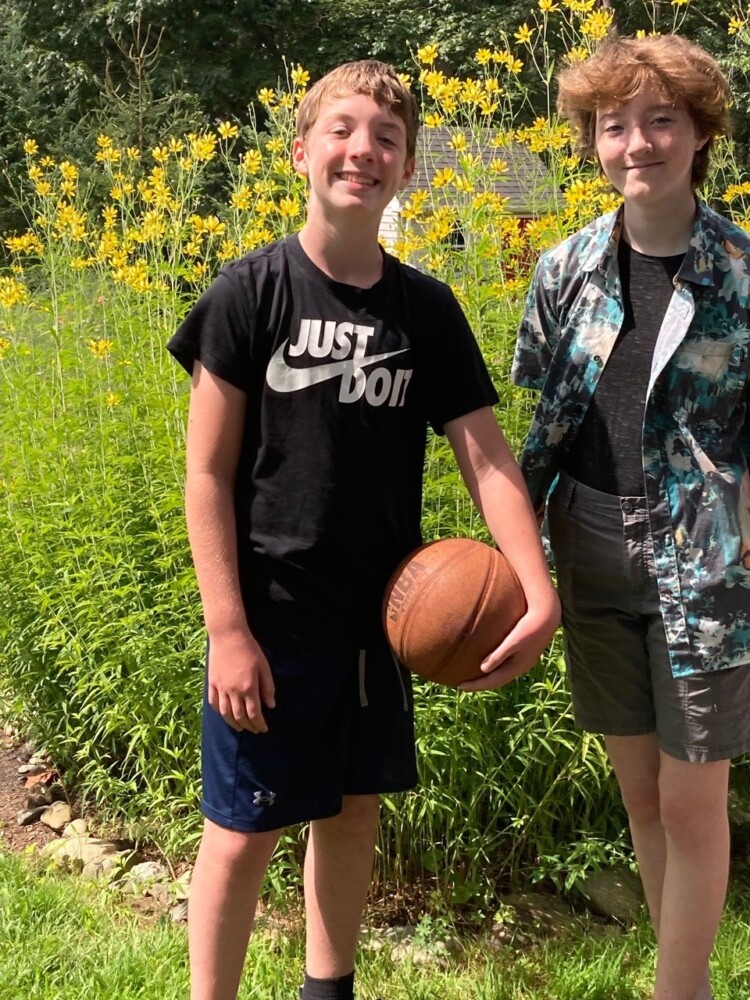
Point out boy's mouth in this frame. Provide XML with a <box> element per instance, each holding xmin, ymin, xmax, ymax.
<box><xmin>337</xmin><ymin>172</ymin><xmax>378</xmax><ymax>186</ymax></box>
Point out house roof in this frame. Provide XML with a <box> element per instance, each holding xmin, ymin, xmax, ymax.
<box><xmin>404</xmin><ymin>126</ymin><xmax>556</xmax><ymax>216</ymax></box>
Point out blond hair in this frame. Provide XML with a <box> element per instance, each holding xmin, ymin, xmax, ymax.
<box><xmin>557</xmin><ymin>34</ymin><xmax>730</xmax><ymax>187</ymax></box>
<box><xmin>296</xmin><ymin>60</ymin><xmax>420</xmax><ymax>159</ymax></box>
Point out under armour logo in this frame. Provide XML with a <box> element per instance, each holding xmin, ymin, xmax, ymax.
<box><xmin>252</xmin><ymin>790</ymin><xmax>276</xmax><ymax>806</ymax></box>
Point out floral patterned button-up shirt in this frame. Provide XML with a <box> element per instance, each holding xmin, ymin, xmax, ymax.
<box><xmin>512</xmin><ymin>201</ymin><xmax>750</xmax><ymax>677</ymax></box>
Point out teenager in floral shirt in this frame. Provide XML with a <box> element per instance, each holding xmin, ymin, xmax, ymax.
<box><xmin>513</xmin><ymin>35</ymin><xmax>750</xmax><ymax>1000</ymax></box>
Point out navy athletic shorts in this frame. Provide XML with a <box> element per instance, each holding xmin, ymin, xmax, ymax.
<box><xmin>201</xmin><ymin>637</ymin><xmax>418</xmax><ymax>832</ymax></box>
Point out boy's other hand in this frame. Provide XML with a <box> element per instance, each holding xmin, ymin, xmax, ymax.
<box><xmin>458</xmin><ymin>592</ymin><xmax>560</xmax><ymax>692</ymax></box>
<box><xmin>207</xmin><ymin>628</ymin><xmax>276</xmax><ymax>733</ymax></box>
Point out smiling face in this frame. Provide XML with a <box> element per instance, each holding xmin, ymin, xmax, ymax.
<box><xmin>293</xmin><ymin>92</ymin><xmax>415</xmax><ymax>224</ymax></box>
<box><xmin>595</xmin><ymin>86</ymin><xmax>707</xmax><ymax>213</ymax></box>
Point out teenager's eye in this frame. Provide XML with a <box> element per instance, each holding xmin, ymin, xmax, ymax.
<box><xmin>379</xmin><ymin>135</ymin><xmax>397</xmax><ymax>147</ymax></box>
<box><xmin>603</xmin><ymin>124</ymin><xmax>622</xmax><ymax>134</ymax></box>
<box><xmin>653</xmin><ymin>116</ymin><xmax>673</xmax><ymax>126</ymax></box>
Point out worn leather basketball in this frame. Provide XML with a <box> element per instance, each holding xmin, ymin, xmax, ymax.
<box><xmin>383</xmin><ymin>537</ymin><xmax>526</xmax><ymax>687</ymax></box>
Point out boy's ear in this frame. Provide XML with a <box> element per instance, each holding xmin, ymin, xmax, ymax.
<box><xmin>292</xmin><ymin>136</ymin><xmax>309</xmax><ymax>177</ymax></box>
<box><xmin>399</xmin><ymin>155</ymin><xmax>416</xmax><ymax>190</ymax></box>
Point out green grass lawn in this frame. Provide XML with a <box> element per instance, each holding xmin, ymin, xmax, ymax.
<box><xmin>2</xmin><ymin>851</ymin><xmax>750</xmax><ymax>999</ymax></box>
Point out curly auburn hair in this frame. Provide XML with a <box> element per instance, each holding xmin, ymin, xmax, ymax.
<box><xmin>557</xmin><ymin>33</ymin><xmax>731</xmax><ymax>188</ymax></box>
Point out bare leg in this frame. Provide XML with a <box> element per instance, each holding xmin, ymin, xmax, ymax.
<box><xmin>189</xmin><ymin>818</ymin><xmax>281</xmax><ymax>1000</ymax></box>
<box><xmin>304</xmin><ymin>794</ymin><xmax>381</xmax><ymax>978</ymax></box>
<box><xmin>653</xmin><ymin>754</ymin><xmax>729</xmax><ymax>1000</ymax></box>
<box><xmin>605</xmin><ymin>736</ymin><xmax>728</xmax><ymax>1000</ymax></box>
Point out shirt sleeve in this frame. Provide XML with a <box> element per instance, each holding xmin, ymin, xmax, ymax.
<box><xmin>511</xmin><ymin>253</ymin><xmax>559</xmax><ymax>391</ymax></box>
<box><xmin>166</xmin><ymin>267</ymin><xmax>256</xmax><ymax>392</ymax></box>
<box><xmin>421</xmin><ymin>284</ymin><xmax>499</xmax><ymax>435</ymax></box>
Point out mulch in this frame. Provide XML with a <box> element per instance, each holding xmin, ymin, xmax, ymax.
<box><xmin>0</xmin><ymin>732</ymin><xmax>61</xmax><ymax>854</ymax></box>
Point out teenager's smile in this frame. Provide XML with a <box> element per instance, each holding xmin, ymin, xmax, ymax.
<box><xmin>595</xmin><ymin>85</ymin><xmax>706</xmax><ymax>211</ymax></box>
<box><xmin>293</xmin><ymin>93</ymin><xmax>414</xmax><ymax>219</ymax></box>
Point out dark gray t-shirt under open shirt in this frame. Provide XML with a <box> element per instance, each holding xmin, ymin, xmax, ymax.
<box><xmin>563</xmin><ymin>240</ymin><xmax>684</xmax><ymax>496</ymax></box>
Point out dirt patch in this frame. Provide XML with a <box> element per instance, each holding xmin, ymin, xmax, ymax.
<box><xmin>0</xmin><ymin>733</ymin><xmax>60</xmax><ymax>853</ymax></box>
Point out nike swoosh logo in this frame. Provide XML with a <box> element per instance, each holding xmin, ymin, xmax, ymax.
<box><xmin>266</xmin><ymin>341</ymin><xmax>409</xmax><ymax>393</ymax></box>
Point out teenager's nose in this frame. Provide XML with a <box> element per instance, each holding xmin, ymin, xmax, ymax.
<box><xmin>348</xmin><ymin>127</ymin><xmax>376</xmax><ymax>159</ymax></box>
<box><xmin>626</xmin><ymin>127</ymin><xmax>653</xmax><ymax>155</ymax></box>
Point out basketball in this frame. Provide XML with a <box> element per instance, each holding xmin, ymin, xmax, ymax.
<box><xmin>383</xmin><ymin>537</ymin><xmax>527</xmax><ymax>687</ymax></box>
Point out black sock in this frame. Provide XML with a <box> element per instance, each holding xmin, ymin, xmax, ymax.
<box><xmin>298</xmin><ymin>970</ymin><xmax>355</xmax><ymax>1000</ymax></box>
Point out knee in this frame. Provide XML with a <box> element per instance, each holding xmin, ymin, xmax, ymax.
<box><xmin>199</xmin><ymin>818</ymin><xmax>279</xmax><ymax>872</ymax></box>
<box><xmin>328</xmin><ymin>794</ymin><xmax>380</xmax><ymax>834</ymax></box>
<box><xmin>659</xmin><ymin>792</ymin><xmax>727</xmax><ymax>848</ymax></box>
<box><xmin>619</xmin><ymin>781</ymin><xmax>661</xmax><ymax>827</ymax></box>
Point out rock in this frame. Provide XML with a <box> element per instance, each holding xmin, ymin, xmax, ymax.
<box><xmin>577</xmin><ymin>866</ymin><xmax>643</xmax><ymax>924</ymax></box>
<box><xmin>81</xmin><ymin>854</ymin><xmax>129</xmax><ymax>882</ymax></box>
<box><xmin>26</xmin><ymin>782</ymin><xmax>53</xmax><ymax>809</ymax></box>
<box><xmin>17</xmin><ymin>805</ymin><xmax>48</xmax><ymax>827</ymax></box>
<box><xmin>489</xmin><ymin>892</ymin><xmax>578</xmax><ymax>950</ymax></box>
<box><xmin>360</xmin><ymin>925</ymin><xmax>460</xmax><ymax>968</ymax></box>
<box><xmin>128</xmin><ymin>860</ymin><xmax>170</xmax><ymax>883</ymax></box>
<box><xmin>172</xmin><ymin>870</ymin><xmax>192</xmax><ymax>901</ymax></box>
<box><xmin>41</xmin><ymin>801</ymin><xmax>73</xmax><ymax>831</ymax></box>
<box><xmin>170</xmin><ymin>900</ymin><xmax>189</xmax><ymax>923</ymax></box>
<box><xmin>41</xmin><ymin>835</ymin><xmax>120</xmax><ymax>868</ymax></box>
<box><xmin>28</xmin><ymin>752</ymin><xmax>51</xmax><ymax>767</ymax></box>
<box><xmin>17</xmin><ymin>763</ymin><xmax>47</xmax><ymax>776</ymax></box>
<box><xmin>63</xmin><ymin>819</ymin><xmax>88</xmax><ymax>838</ymax></box>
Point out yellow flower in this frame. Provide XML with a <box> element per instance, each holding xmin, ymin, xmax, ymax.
<box><xmin>190</xmin><ymin>133</ymin><xmax>218</xmax><ymax>161</ymax></box>
<box><xmin>581</xmin><ymin>9</ymin><xmax>614</xmax><ymax>40</ymax></box>
<box><xmin>168</xmin><ymin>137</ymin><xmax>185</xmax><ymax>153</ymax></box>
<box><xmin>40</xmin><ymin>156</ymin><xmax>56</xmax><ymax>168</ymax></box>
<box><xmin>514</xmin><ymin>23</ymin><xmax>534</xmax><ymax>45</ymax></box>
<box><xmin>87</xmin><ymin>338</ymin><xmax>114</xmax><ymax>358</ymax></box>
<box><xmin>0</xmin><ymin>276</ymin><xmax>28</xmax><ymax>308</ymax></box>
<box><xmin>291</xmin><ymin>65</ymin><xmax>310</xmax><ymax>88</ymax></box>
<box><xmin>218</xmin><ymin>121</ymin><xmax>239</xmax><ymax>139</ymax></box>
<box><xmin>258</xmin><ymin>87</ymin><xmax>276</xmax><ymax>106</ymax></box>
<box><xmin>278</xmin><ymin>196</ymin><xmax>300</xmax><ymax>218</ymax></box>
<box><xmin>728</xmin><ymin>16</ymin><xmax>744</xmax><ymax>34</ymax></box>
<box><xmin>266</xmin><ymin>137</ymin><xmax>285</xmax><ymax>154</ymax></box>
<box><xmin>0</xmin><ymin>337</ymin><xmax>11</xmax><ymax>358</ymax></box>
<box><xmin>432</xmin><ymin>167</ymin><xmax>456</xmax><ymax>188</ymax></box>
<box><xmin>566</xmin><ymin>46</ymin><xmax>589</xmax><ymax>63</ymax></box>
<box><xmin>449</xmin><ymin>133</ymin><xmax>467</xmax><ymax>151</ymax></box>
<box><xmin>231</xmin><ymin>186</ymin><xmax>252</xmax><ymax>210</ymax></box>
<box><xmin>96</xmin><ymin>147</ymin><xmax>121</xmax><ymax>164</ymax></box>
<box><xmin>23</xmin><ymin>138</ymin><xmax>38</xmax><ymax>156</ymax></box>
<box><xmin>416</xmin><ymin>44</ymin><xmax>439</xmax><ymax>64</ymax></box>
<box><xmin>424</xmin><ymin>112</ymin><xmax>445</xmax><ymax>128</ymax></box>
<box><xmin>97</xmin><ymin>134</ymin><xmax>113</xmax><ymax>149</ymax></box>
<box><xmin>126</xmin><ymin>146</ymin><xmax>141</xmax><ymax>160</ymax></box>
<box><xmin>242</xmin><ymin>149</ymin><xmax>263</xmax><ymax>174</ymax></box>
<box><xmin>671</xmin><ymin>0</ymin><xmax>688</xmax><ymax>5</ymax></box>
<box><xmin>34</xmin><ymin>181</ymin><xmax>53</xmax><ymax>197</ymax></box>
<box><xmin>475</xmin><ymin>48</ymin><xmax>492</xmax><ymax>65</ymax></box>
<box><xmin>397</xmin><ymin>73</ymin><xmax>413</xmax><ymax>88</ymax></box>
<box><xmin>58</xmin><ymin>161</ymin><xmax>78</xmax><ymax>181</ymax></box>
<box><xmin>105</xmin><ymin>392</ymin><xmax>121</xmax><ymax>408</ymax></box>
<box><xmin>539</xmin><ymin>0</ymin><xmax>559</xmax><ymax>9</ymax></box>
<box><xmin>60</xmin><ymin>179</ymin><xmax>76</xmax><ymax>198</ymax></box>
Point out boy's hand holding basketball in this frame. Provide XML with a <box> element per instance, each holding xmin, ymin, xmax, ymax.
<box><xmin>459</xmin><ymin>592</ymin><xmax>560</xmax><ymax>692</ymax></box>
<box><xmin>207</xmin><ymin>627</ymin><xmax>276</xmax><ymax>733</ymax></box>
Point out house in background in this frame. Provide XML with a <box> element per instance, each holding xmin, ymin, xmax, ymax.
<box><xmin>379</xmin><ymin>126</ymin><xmax>557</xmax><ymax>249</ymax></box>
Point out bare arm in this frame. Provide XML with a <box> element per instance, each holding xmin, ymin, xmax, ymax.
<box><xmin>445</xmin><ymin>406</ymin><xmax>560</xmax><ymax>691</ymax></box>
<box><xmin>185</xmin><ymin>362</ymin><xmax>275</xmax><ymax>732</ymax></box>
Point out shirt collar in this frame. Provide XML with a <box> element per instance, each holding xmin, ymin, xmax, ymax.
<box><xmin>578</xmin><ymin>199</ymin><xmax>718</xmax><ymax>288</ymax></box>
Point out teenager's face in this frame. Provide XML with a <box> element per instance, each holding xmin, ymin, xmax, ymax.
<box><xmin>293</xmin><ymin>93</ymin><xmax>415</xmax><ymax>221</ymax></box>
<box><xmin>595</xmin><ymin>86</ymin><xmax>706</xmax><ymax>211</ymax></box>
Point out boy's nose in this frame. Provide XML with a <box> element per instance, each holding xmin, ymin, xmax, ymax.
<box><xmin>348</xmin><ymin>129</ymin><xmax>376</xmax><ymax>158</ymax></box>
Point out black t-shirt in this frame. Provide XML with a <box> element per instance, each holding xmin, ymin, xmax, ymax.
<box><xmin>168</xmin><ymin>234</ymin><xmax>498</xmax><ymax>646</ymax></box>
<box><xmin>563</xmin><ymin>240</ymin><xmax>684</xmax><ymax>495</ymax></box>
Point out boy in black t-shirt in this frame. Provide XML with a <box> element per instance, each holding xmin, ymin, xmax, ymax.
<box><xmin>168</xmin><ymin>60</ymin><xmax>559</xmax><ymax>1000</ymax></box>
